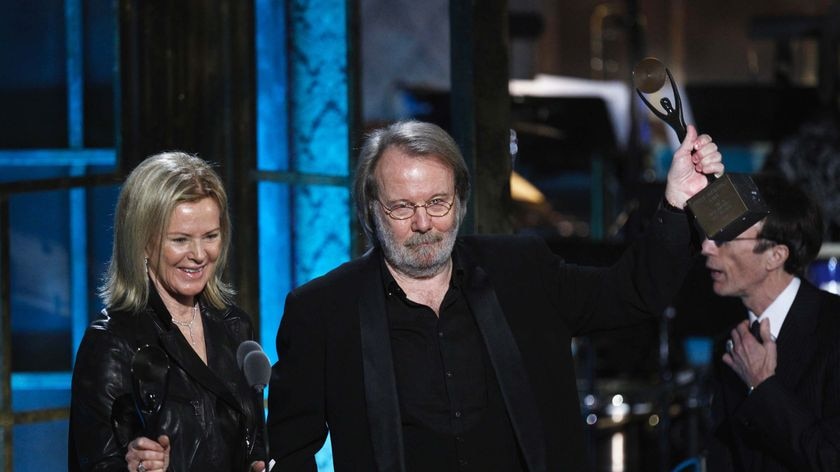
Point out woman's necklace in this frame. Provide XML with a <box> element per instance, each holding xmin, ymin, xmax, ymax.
<box><xmin>172</xmin><ymin>303</ymin><xmax>199</xmax><ymax>345</ymax></box>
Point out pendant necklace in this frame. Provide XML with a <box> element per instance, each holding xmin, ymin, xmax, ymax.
<box><xmin>172</xmin><ymin>303</ymin><xmax>199</xmax><ymax>345</ymax></box>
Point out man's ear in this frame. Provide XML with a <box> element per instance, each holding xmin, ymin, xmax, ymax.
<box><xmin>766</xmin><ymin>243</ymin><xmax>789</xmax><ymax>271</ymax></box>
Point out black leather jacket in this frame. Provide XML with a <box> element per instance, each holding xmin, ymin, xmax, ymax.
<box><xmin>69</xmin><ymin>288</ymin><xmax>265</xmax><ymax>471</ymax></box>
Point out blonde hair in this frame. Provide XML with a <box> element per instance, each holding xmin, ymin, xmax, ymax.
<box><xmin>99</xmin><ymin>152</ymin><xmax>234</xmax><ymax>312</ymax></box>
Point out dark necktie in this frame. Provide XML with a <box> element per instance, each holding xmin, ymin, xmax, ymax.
<box><xmin>750</xmin><ymin>320</ymin><xmax>763</xmax><ymax>344</ymax></box>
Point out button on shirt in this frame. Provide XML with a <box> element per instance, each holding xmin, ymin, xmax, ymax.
<box><xmin>382</xmin><ymin>255</ymin><xmax>524</xmax><ymax>471</ymax></box>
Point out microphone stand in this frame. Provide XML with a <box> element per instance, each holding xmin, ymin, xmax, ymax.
<box><xmin>658</xmin><ymin>306</ymin><xmax>676</xmax><ymax>472</ymax></box>
<box><xmin>255</xmin><ymin>384</ymin><xmax>270</xmax><ymax>466</ymax></box>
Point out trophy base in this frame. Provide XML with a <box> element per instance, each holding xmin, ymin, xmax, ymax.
<box><xmin>686</xmin><ymin>173</ymin><xmax>769</xmax><ymax>241</ymax></box>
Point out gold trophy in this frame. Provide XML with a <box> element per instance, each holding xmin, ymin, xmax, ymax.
<box><xmin>633</xmin><ymin>58</ymin><xmax>769</xmax><ymax>241</ymax></box>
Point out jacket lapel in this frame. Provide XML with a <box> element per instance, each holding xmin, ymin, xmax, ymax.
<box><xmin>463</xmin><ymin>264</ymin><xmax>548</xmax><ymax>472</ymax></box>
<box><xmin>148</xmin><ymin>291</ymin><xmax>245</xmax><ymax>415</ymax></box>
<box><xmin>358</xmin><ymin>252</ymin><xmax>407</xmax><ymax>472</ymax></box>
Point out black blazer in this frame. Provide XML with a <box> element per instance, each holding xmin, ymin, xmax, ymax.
<box><xmin>708</xmin><ymin>281</ymin><xmax>840</xmax><ymax>471</ymax></box>
<box><xmin>267</xmin><ymin>208</ymin><xmax>693</xmax><ymax>472</ymax></box>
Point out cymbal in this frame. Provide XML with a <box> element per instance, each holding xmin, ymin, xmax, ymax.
<box><xmin>633</xmin><ymin>57</ymin><xmax>667</xmax><ymax>93</ymax></box>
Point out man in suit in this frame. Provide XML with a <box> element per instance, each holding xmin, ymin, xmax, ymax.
<box><xmin>704</xmin><ymin>174</ymin><xmax>840</xmax><ymax>471</ymax></box>
<box><xmin>267</xmin><ymin>120</ymin><xmax>722</xmax><ymax>471</ymax></box>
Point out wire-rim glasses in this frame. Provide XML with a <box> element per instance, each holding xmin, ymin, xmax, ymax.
<box><xmin>377</xmin><ymin>198</ymin><xmax>454</xmax><ymax>220</ymax></box>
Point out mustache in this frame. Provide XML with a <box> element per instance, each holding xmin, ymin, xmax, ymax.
<box><xmin>404</xmin><ymin>232</ymin><xmax>443</xmax><ymax>247</ymax></box>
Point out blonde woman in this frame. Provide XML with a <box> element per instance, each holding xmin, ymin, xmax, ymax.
<box><xmin>70</xmin><ymin>152</ymin><xmax>266</xmax><ymax>472</ymax></box>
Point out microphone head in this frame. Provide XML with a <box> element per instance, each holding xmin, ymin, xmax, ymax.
<box><xmin>243</xmin><ymin>350</ymin><xmax>272</xmax><ymax>389</ymax></box>
<box><xmin>237</xmin><ymin>340</ymin><xmax>263</xmax><ymax>370</ymax></box>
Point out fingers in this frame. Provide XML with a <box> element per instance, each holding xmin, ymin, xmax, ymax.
<box><xmin>730</xmin><ymin>320</ymin><xmax>748</xmax><ymax>345</ymax></box>
<box><xmin>681</xmin><ymin>124</ymin><xmax>698</xmax><ymax>150</ymax></box>
<box><xmin>760</xmin><ymin>319</ymin><xmax>778</xmax><ymax>368</ymax></box>
<box><xmin>156</xmin><ymin>435</ymin><xmax>171</xmax><ymax>471</ymax></box>
<box><xmin>127</xmin><ymin>436</ymin><xmax>169</xmax><ymax>472</ymax></box>
<box><xmin>723</xmin><ymin>319</ymin><xmax>778</xmax><ymax>389</ymax></box>
<box><xmin>722</xmin><ymin>352</ymin><xmax>735</xmax><ymax>370</ymax></box>
<box><xmin>674</xmin><ymin>125</ymin><xmax>699</xmax><ymax>162</ymax></box>
<box><xmin>127</xmin><ymin>456</ymin><xmax>165</xmax><ymax>472</ymax></box>
<box><xmin>251</xmin><ymin>460</ymin><xmax>268</xmax><ymax>472</ymax></box>
<box><xmin>692</xmin><ymin>135</ymin><xmax>717</xmax><ymax>159</ymax></box>
<box><xmin>134</xmin><ymin>458</ymin><xmax>165</xmax><ymax>472</ymax></box>
<box><xmin>760</xmin><ymin>318</ymin><xmax>775</xmax><ymax>343</ymax></box>
<box><xmin>129</xmin><ymin>436</ymin><xmax>165</xmax><ymax>452</ymax></box>
<box><xmin>692</xmin><ymin>133</ymin><xmax>724</xmax><ymax>177</ymax></box>
<box><xmin>722</xmin><ymin>335</ymin><xmax>751</xmax><ymax>386</ymax></box>
<box><xmin>726</xmin><ymin>320</ymin><xmax>753</xmax><ymax>364</ymax></box>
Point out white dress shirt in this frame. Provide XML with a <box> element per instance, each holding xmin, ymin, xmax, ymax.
<box><xmin>748</xmin><ymin>277</ymin><xmax>801</xmax><ymax>341</ymax></box>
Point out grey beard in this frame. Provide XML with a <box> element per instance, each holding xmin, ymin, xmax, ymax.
<box><xmin>373</xmin><ymin>209</ymin><xmax>458</xmax><ymax>279</ymax></box>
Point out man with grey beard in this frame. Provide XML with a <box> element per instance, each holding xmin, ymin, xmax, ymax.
<box><xmin>267</xmin><ymin>120</ymin><xmax>723</xmax><ymax>471</ymax></box>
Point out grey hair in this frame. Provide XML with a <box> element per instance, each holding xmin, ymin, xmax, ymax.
<box><xmin>353</xmin><ymin>120</ymin><xmax>470</xmax><ymax>246</ymax></box>
<box><xmin>99</xmin><ymin>151</ymin><xmax>234</xmax><ymax>312</ymax></box>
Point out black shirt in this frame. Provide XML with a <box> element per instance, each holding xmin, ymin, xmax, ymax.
<box><xmin>382</xmin><ymin>253</ymin><xmax>525</xmax><ymax>471</ymax></box>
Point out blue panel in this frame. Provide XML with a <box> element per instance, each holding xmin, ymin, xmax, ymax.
<box><xmin>11</xmin><ymin>375</ymin><xmax>71</xmax><ymax>410</ymax></box>
<box><xmin>69</xmin><ymin>166</ymin><xmax>88</xmax><ymax>360</ymax></box>
<box><xmin>0</xmin><ymin>148</ymin><xmax>116</xmax><ymax>183</ymax></box>
<box><xmin>258</xmin><ymin>182</ymin><xmax>292</xmax><ymax>363</ymax></box>
<box><xmin>255</xmin><ymin>0</ymin><xmax>290</xmax><ymax>363</ymax></box>
<box><xmin>10</xmin><ymin>189</ymin><xmax>74</xmax><ymax>371</ymax></box>
<box><xmin>256</xmin><ymin>0</ymin><xmax>289</xmax><ymax>172</ymax></box>
<box><xmin>288</xmin><ymin>0</ymin><xmax>349</xmax><ymax>177</ymax></box>
<box><xmin>14</xmin><ymin>420</ymin><xmax>69</xmax><ymax>471</ymax></box>
<box><xmin>316</xmin><ymin>435</ymin><xmax>335</xmax><ymax>471</ymax></box>
<box><xmin>260</xmin><ymin>2</ymin><xmax>351</xmax><ymax>470</ymax></box>
<box><xmin>0</xmin><ymin>149</ymin><xmax>115</xmax><ymax>166</ymax></box>
<box><xmin>0</xmin><ymin>0</ymin><xmax>65</xmax><ymax>89</ymax></box>
<box><xmin>294</xmin><ymin>184</ymin><xmax>350</xmax><ymax>285</ymax></box>
<box><xmin>65</xmin><ymin>0</ymin><xmax>83</xmax><ymax>148</ymax></box>
<box><xmin>83</xmin><ymin>0</ymin><xmax>118</xmax><ymax>85</ymax></box>
<box><xmin>682</xmin><ymin>337</ymin><xmax>714</xmax><ymax>368</ymax></box>
<box><xmin>255</xmin><ymin>0</ymin><xmax>292</xmax><ymax>363</ymax></box>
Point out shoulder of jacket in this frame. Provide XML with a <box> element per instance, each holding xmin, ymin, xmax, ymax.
<box><xmin>459</xmin><ymin>233</ymin><xmax>544</xmax><ymax>247</ymax></box>
<box><xmin>457</xmin><ymin>234</ymin><xmax>550</xmax><ymax>261</ymax></box>
<box><xmin>88</xmin><ymin>307</ymin><xmax>134</xmax><ymax>334</ymax></box>
<box><xmin>78</xmin><ymin>308</ymin><xmax>138</xmax><ymax>354</ymax></box>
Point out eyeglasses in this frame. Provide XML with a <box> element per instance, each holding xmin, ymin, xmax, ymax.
<box><xmin>713</xmin><ymin>237</ymin><xmax>776</xmax><ymax>248</ymax></box>
<box><xmin>377</xmin><ymin>198</ymin><xmax>454</xmax><ymax>220</ymax></box>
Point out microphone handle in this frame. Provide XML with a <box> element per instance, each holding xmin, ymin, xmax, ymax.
<box><xmin>255</xmin><ymin>385</ymin><xmax>270</xmax><ymax>465</ymax></box>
